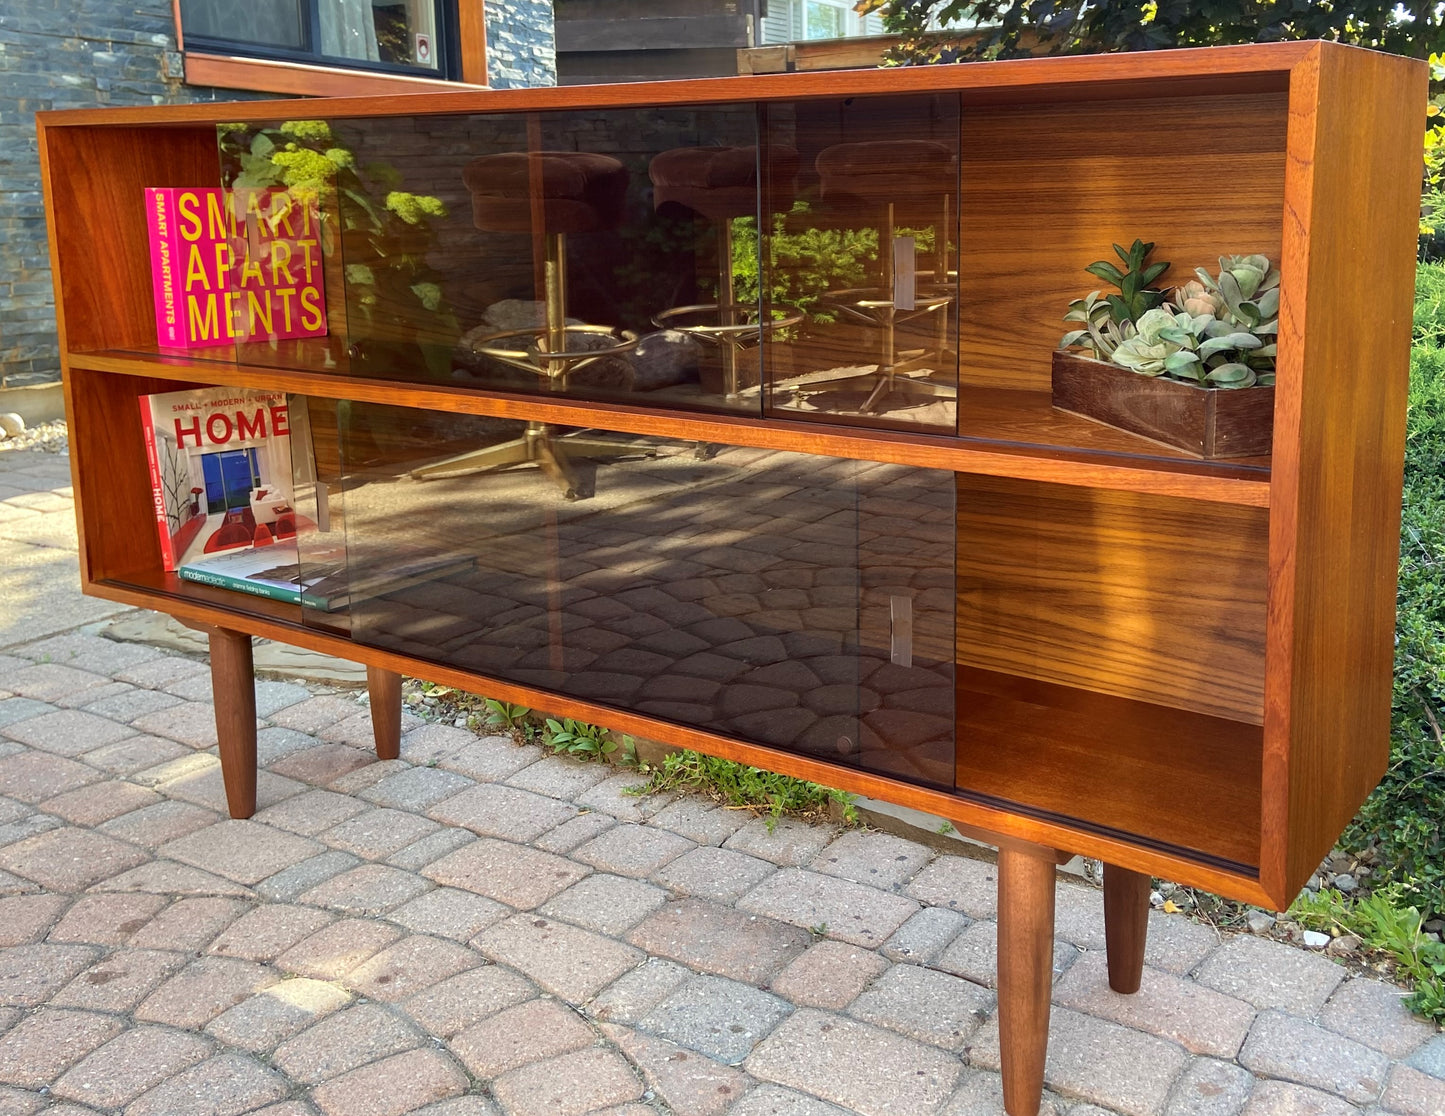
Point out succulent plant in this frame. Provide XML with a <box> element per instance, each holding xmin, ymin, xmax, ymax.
<box><xmin>1060</xmin><ymin>290</ymin><xmax>1128</xmax><ymax>360</ymax></box>
<box><xmin>1191</xmin><ymin>254</ymin><xmax>1280</xmax><ymax>331</ymax></box>
<box><xmin>1173</xmin><ymin>279</ymin><xmax>1226</xmax><ymax>319</ymax></box>
<box><xmin>1060</xmin><ymin>244</ymin><xmax>1279</xmax><ymax>389</ymax></box>
<box><xmin>1083</xmin><ymin>239</ymin><xmax>1172</xmax><ymax>325</ymax></box>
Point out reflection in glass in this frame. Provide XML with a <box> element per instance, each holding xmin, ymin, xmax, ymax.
<box><xmin>322</xmin><ymin>0</ymin><xmax>439</xmax><ymax>68</ymax></box>
<box><xmin>180</xmin><ymin>0</ymin><xmax>305</xmax><ymax>49</ymax></box>
<box><xmin>315</xmin><ymin>406</ymin><xmax>956</xmax><ymax>788</ymax></box>
<box><xmin>762</xmin><ymin>94</ymin><xmax>960</xmax><ymax>433</ymax></box>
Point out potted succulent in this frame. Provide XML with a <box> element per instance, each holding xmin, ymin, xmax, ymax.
<box><xmin>1053</xmin><ymin>239</ymin><xmax>1278</xmax><ymax>457</ymax></box>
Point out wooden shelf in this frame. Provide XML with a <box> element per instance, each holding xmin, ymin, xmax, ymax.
<box><xmin>69</xmin><ymin>348</ymin><xmax>1272</xmax><ymax>507</ymax></box>
<box><xmin>102</xmin><ymin>568</ymin><xmax>306</xmax><ymax>629</ymax></box>
<box><xmin>955</xmin><ymin>668</ymin><xmax>1262</xmax><ymax>871</ymax></box>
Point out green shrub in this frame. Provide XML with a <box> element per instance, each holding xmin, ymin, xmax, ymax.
<box><xmin>1414</xmin><ymin>260</ymin><xmax>1445</xmax><ymax>346</ymax></box>
<box><xmin>1290</xmin><ymin>886</ymin><xmax>1445</xmax><ymax>1022</ymax></box>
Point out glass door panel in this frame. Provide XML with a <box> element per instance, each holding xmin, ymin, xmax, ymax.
<box><xmin>313</xmin><ymin>403</ymin><xmax>956</xmax><ymax>788</ymax></box>
<box><xmin>761</xmin><ymin>93</ymin><xmax>960</xmax><ymax>434</ymax></box>
<box><xmin>220</xmin><ymin>104</ymin><xmax>776</xmax><ymax>419</ymax></box>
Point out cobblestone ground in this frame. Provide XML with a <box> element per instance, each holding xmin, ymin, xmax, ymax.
<box><xmin>0</xmin><ymin>444</ymin><xmax>1442</xmax><ymax>1116</ymax></box>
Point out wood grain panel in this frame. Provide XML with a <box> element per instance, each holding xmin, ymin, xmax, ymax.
<box><xmin>70</xmin><ymin>352</ymin><xmax>1273</xmax><ymax>507</ymax></box>
<box><xmin>65</xmin><ymin>368</ymin><xmax>211</xmax><ymax>584</ymax></box>
<box><xmin>182</xmin><ymin>53</ymin><xmax>477</xmax><ymax>96</ymax></box>
<box><xmin>1263</xmin><ymin>44</ymin><xmax>1427</xmax><ymax>905</ymax></box>
<box><xmin>459</xmin><ymin>0</ymin><xmax>489</xmax><ymax>86</ymax></box>
<box><xmin>960</xmin><ymin>94</ymin><xmax>1288</xmax><ymax>392</ymax></box>
<box><xmin>956</xmin><ymin>473</ymin><xmax>1269</xmax><ymax>723</ymax></box>
<box><xmin>955</xmin><ymin>667</ymin><xmax>1263</xmax><ymax>868</ymax></box>
<box><xmin>40</xmin><ymin>124</ymin><xmax>219</xmax><ymax>354</ymax></box>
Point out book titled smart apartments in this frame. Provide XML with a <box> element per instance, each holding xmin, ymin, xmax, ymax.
<box><xmin>145</xmin><ymin>186</ymin><xmax>327</xmax><ymax>349</ymax></box>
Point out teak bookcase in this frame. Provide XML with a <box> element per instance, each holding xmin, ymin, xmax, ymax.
<box><xmin>38</xmin><ymin>42</ymin><xmax>1425</xmax><ymax>1116</ymax></box>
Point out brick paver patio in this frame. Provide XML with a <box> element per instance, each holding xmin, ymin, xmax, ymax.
<box><xmin>0</xmin><ymin>442</ymin><xmax>1442</xmax><ymax>1116</ymax></box>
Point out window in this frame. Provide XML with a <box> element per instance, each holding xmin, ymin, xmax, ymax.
<box><xmin>760</xmin><ymin>0</ymin><xmax>885</xmax><ymax>44</ymax></box>
<box><xmin>178</xmin><ymin>0</ymin><xmax>458</xmax><ymax>79</ymax></box>
<box><xmin>804</xmin><ymin>0</ymin><xmax>848</xmax><ymax>39</ymax></box>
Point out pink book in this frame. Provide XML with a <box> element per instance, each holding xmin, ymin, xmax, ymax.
<box><xmin>145</xmin><ymin>187</ymin><xmax>328</xmax><ymax>350</ymax></box>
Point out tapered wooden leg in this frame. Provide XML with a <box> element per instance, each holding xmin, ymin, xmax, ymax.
<box><xmin>208</xmin><ymin>628</ymin><xmax>257</xmax><ymax>820</ymax></box>
<box><xmin>1103</xmin><ymin>863</ymin><xmax>1151</xmax><ymax>994</ymax></box>
<box><xmin>997</xmin><ymin>841</ymin><xmax>1057</xmax><ymax>1116</ymax></box>
<box><xmin>367</xmin><ymin>666</ymin><xmax>402</xmax><ymax>761</ymax></box>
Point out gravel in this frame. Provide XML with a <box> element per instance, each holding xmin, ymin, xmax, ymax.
<box><xmin>0</xmin><ymin>419</ymin><xmax>69</xmax><ymax>454</ymax></box>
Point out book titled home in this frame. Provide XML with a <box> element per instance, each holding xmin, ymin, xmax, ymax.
<box><xmin>179</xmin><ymin>538</ymin><xmax>474</xmax><ymax>613</ymax></box>
<box><xmin>139</xmin><ymin>385</ymin><xmax>297</xmax><ymax>572</ymax></box>
<box><xmin>145</xmin><ymin>187</ymin><xmax>328</xmax><ymax>349</ymax></box>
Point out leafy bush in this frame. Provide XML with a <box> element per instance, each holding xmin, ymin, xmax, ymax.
<box><xmin>1291</xmin><ymin>886</ymin><xmax>1445</xmax><ymax>1021</ymax></box>
<box><xmin>542</xmin><ymin>717</ymin><xmax>618</xmax><ymax>762</ymax></box>
<box><xmin>730</xmin><ymin>204</ymin><xmax>878</xmax><ymax>323</ymax></box>
<box><xmin>1414</xmin><ymin>261</ymin><xmax>1445</xmax><ymax>346</ymax></box>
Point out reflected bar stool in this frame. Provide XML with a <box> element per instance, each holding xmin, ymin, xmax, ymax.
<box><xmin>647</xmin><ymin>145</ymin><xmax>802</xmax><ymax>402</ymax></box>
<box><xmin>412</xmin><ymin>151</ymin><xmax>639</xmax><ymax>497</ymax></box>
<box><xmin>796</xmin><ymin>138</ymin><xmax>957</xmax><ymax>414</ymax></box>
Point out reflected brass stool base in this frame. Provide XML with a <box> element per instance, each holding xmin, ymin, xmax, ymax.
<box><xmin>409</xmin><ymin>421</ymin><xmax>652</xmax><ymax>501</ymax></box>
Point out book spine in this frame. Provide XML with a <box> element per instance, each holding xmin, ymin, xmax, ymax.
<box><xmin>138</xmin><ymin>396</ymin><xmax>177</xmax><ymax>572</ymax></box>
<box><xmin>146</xmin><ymin>188</ymin><xmax>181</xmax><ymax>348</ymax></box>
<box><xmin>174</xmin><ymin>188</ymin><xmax>233</xmax><ymax>349</ymax></box>
<box><xmin>298</xmin><ymin>590</ymin><xmax>343</xmax><ymax>613</ymax></box>
<box><xmin>178</xmin><ymin>565</ymin><xmax>300</xmax><ymax>605</ymax></box>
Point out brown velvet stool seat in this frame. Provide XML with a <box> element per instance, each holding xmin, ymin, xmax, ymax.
<box><xmin>647</xmin><ymin>145</ymin><xmax>801</xmax><ymax>402</ymax></box>
<box><xmin>799</xmin><ymin>138</ymin><xmax>957</xmax><ymax>415</ymax></box>
<box><xmin>464</xmin><ymin>150</ymin><xmax>628</xmax><ymax>234</ymax></box>
<box><xmin>413</xmin><ymin>151</ymin><xmax>638</xmax><ymax>497</ymax></box>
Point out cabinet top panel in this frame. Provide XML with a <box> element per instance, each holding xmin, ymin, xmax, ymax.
<box><xmin>34</xmin><ymin>40</ymin><xmax>1343</xmax><ymax>129</ymax></box>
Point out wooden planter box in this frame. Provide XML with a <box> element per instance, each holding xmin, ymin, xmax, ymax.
<box><xmin>1051</xmin><ymin>350</ymin><xmax>1274</xmax><ymax>458</ymax></box>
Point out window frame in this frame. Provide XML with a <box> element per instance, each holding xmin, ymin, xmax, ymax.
<box><xmin>173</xmin><ymin>0</ymin><xmax>487</xmax><ymax>96</ymax></box>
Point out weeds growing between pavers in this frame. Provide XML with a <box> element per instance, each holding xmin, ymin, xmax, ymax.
<box><xmin>406</xmin><ymin>684</ymin><xmax>858</xmax><ymax>834</ymax></box>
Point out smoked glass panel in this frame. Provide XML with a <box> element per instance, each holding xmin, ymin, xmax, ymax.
<box><xmin>220</xmin><ymin>105</ymin><xmax>778</xmax><ymax>417</ymax></box>
<box><xmin>761</xmin><ymin>93</ymin><xmax>960</xmax><ymax>434</ymax></box>
<box><xmin>317</xmin><ymin>403</ymin><xmax>956</xmax><ymax>788</ymax></box>
<box><xmin>289</xmin><ymin>396</ymin><xmax>351</xmax><ymax>638</ymax></box>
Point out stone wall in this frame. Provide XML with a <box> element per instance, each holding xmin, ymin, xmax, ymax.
<box><xmin>484</xmin><ymin>0</ymin><xmax>558</xmax><ymax>90</ymax></box>
<box><xmin>0</xmin><ymin>0</ymin><xmax>556</xmax><ymax>392</ymax></box>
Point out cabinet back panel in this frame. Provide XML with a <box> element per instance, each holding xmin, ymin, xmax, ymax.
<box><xmin>44</xmin><ymin>125</ymin><xmax>220</xmax><ymax>355</ymax></box>
<box><xmin>956</xmin><ymin>473</ymin><xmax>1268</xmax><ymax>723</ymax></box>
<box><xmin>959</xmin><ymin>93</ymin><xmax>1288</xmax><ymax>392</ymax></box>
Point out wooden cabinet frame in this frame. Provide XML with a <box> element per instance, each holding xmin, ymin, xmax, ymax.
<box><xmin>37</xmin><ymin>42</ymin><xmax>1424</xmax><ymax>1116</ymax></box>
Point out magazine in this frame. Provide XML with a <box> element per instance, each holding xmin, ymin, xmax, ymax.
<box><xmin>145</xmin><ymin>186</ymin><xmax>327</xmax><ymax>350</ymax></box>
<box><xmin>139</xmin><ymin>386</ymin><xmax>296</xmax><ymax>572</ymax></box>
<box><xmin>177</xmin><ymin>538</ymin><xmax>473</xmax><ymax>612</ymax></box>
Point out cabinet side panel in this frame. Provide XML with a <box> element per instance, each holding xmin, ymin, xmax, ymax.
<box><xmin>67</xmin><ymin>368</ymin><xmax>207</xmax><ymax>584</ymax></box>
<box><xmin>44</xmin><ymin>125</ymin><xmax>219</xmax><ymax>353</ymax></box>
<box><xmin>959</xmin><ymin>93</ymin><xmax>1287</xmax><ymax>392</ymax></box>
<box><xmin>1266</xmin><ymin>45</ymin><xmax>1426</xmax><ymax>904</ymax></box>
